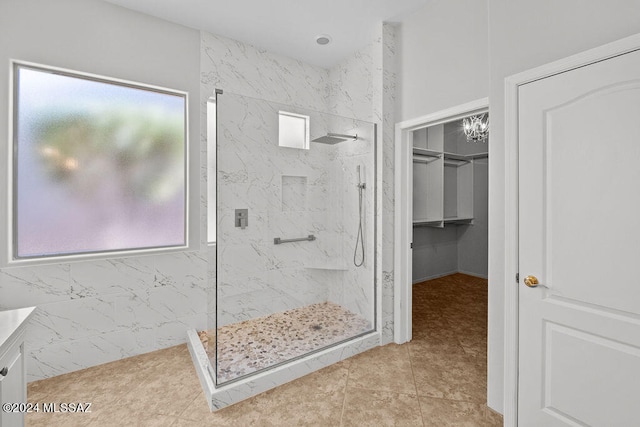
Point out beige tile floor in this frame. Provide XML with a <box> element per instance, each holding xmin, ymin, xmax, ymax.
<box><xmin>26</xmin><ymin>273</ymin><xmax>502</xmax><ymax>426</ymax></box>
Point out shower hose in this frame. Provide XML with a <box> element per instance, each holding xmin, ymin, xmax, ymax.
<box><xmin>354</xmin><ymin>181</ymin><xmax>365</xmax><ymax>267</ymax></box>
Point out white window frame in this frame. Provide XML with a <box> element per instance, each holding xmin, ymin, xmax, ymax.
<box><xmin>7</xmin><ymin>60</ymin><xmax>190</xmax><ymax>266</ymax></box>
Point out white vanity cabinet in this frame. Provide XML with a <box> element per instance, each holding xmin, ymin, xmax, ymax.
<box><xmin>0</xmin><ymin>307</ymin><xmax>35</xmax><ymax>427</ymax></box>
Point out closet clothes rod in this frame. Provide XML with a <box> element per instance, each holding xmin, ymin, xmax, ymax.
<box><xmin>274</xmin><ymin>235</ymin><xmax>316</xmax><ymax>245</ymax></box>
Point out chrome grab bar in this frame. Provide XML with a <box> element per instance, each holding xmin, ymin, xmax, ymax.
<box><xmin>273</xmin><ymin>235</ymin><xmax>316</xmax><ymax>245</ymax></box>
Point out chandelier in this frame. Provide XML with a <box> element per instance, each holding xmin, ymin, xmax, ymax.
<box><xmin>463</xmin><ymin>113</ymin><xmax>489</xmax><ymax>143</ymax></box>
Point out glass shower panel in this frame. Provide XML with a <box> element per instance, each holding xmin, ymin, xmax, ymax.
<box><xmin>212</xmin><ymin>92</ymin><xmax>375</xmax><ymax>384</ymax></box>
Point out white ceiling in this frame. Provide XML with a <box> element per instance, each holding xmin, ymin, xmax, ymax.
<box><xmin>101</xmin><ymin>0</ymin><xmax>428</xmax><ymax>68</ymax></box>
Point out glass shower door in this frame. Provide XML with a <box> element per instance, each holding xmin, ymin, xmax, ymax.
<box><xmin>212</xmin><ymin>92</ymin><xmax>376</xmax><ymax>384</ymax></box>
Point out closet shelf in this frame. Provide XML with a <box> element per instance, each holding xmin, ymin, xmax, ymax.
<box><xmin>413</xmin><ymin>217</ymin><xmax>474</xmax><ymax>228</ymax></box>
<box><xmin>413</xmin><ymin>218</ymin><xmax>443</xmax><ymax>226</ymax></box>
<box><xmin>413</xmin><ymin>147</ymin><xmax>441</xmax><ymax>158</ymax></box>
<box><xmin>442</xmin><ymin>152</ymin><xmax>488</xmax><ymax>162</ymax></box>
<box><xmin>468</xmin><ymin>152</ymin><xmax>488</xmax><ymax>159</ymax></box>
<box><xmin>444</xmin><ymin>158</ymin><xmax>469</xmax><ymax>167</ymax></box>
<box><xmin>413</xmin><ymin>157</ymin><xmax>439</xmax><ymax>165</ymax></box>
<box><xmin>443</xmin><ymin>217</ymin><xmax>474</xmax><ymax>225</ymax></box>
<box><xmin>443</xmin><ymin>152</ymin><xmax>471</xmax><ymax>161</ymax></box>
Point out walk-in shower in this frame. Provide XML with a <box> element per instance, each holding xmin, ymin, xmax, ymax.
<box><xmin>187</xmin><ymin>91</ymin><xmax>377</xmax><ymax>408</ymax></box>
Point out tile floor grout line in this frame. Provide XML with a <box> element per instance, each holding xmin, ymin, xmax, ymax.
<box><xmin>339</xmin><ymin>364</ymin><xmax>352</xmax><ymax>426</ymax></box>
<box><xmin>407</xmin><ymin>342</ymin><xmax>427</xmax><ymax>426</ymax></box>
<box><xmin>173</xmin><ymin>393</ymin><xmax>201</xmax><ymax>421</ymax></box>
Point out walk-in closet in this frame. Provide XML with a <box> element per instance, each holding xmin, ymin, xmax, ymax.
<box><xmin>408</xmin><ymin>114</ymin><xmax>490</xmax><ymax>408</ymax></box>
<box><xmin>412</xmin><ymin>116</ymin><xmax>488</xmax><ymax>282</ymax></box>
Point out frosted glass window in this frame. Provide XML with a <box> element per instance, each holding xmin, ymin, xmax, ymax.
<box><xmin>12</xmin><ymin>63</ymin><xmax>187</xmax><ymax>259</ymax></box>
<box><xmin>278</xmin><ymin>111</ymin><xmax>309</xmax><ymax>149</ymax></box>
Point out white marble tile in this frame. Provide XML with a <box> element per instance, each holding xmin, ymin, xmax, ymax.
<box><xmin>0</xmin><ymin>264</ymin><xmax>70</xmax><ymax>309</ymax></box>
<box><xmin>218</xmin><ymin>243</ymin><xmax>271</xmax><ymax>277</ymax></box>
<box><xmin>70</xmin><ymin>257</ymin><xmax>154</xmax><ymax>299</ymax></box>
<box><xmin>201</xmin><ymin>32</ymin><xmax>329</xmax><ymax>113</ymax></box>
<box><xmin>268</xmin><ymin>268</ymin><xmax>327</xmax><ymax>306</ymax></box>
<box><xmin>328</xmin><ymin>43</ymin><xmax>374</xmax><ymax>122</ymax></box>
<box><xmin>217</xmin><ymin>209</ymin><xmax>269</xmax><ymax>246</ymax></box>
<box><xmin>217</xmin><ymin>290</ymin><xmax>282</xmax><ymax>327</ymax></box>
<box><xmin>217</xmin><ymin>270</ymin><xmax>268</xmax><ymax>298</ymax></box>
<box><xmin>111</xmin><ymin>292</ymin><xmax>167</xmax><ymax>328</ymax></box>
<box><xmin>281</xmin><ymin>175</ymin><xmax>307</xmax><ymax>212</ymax></box>
<box><xmin>151</xmin><ymin>252</ymin><xmax>206</xmax><ymax>289</ymax></box>
<box><xmin>27</xmin><ymin>328</ymin><xmax>157</xmax><ymax>382</ymax></box>
<box><xmin>147</xmin><ymin>282</ymin><xmax>206</xmax><ymax>321</ymax></box>
<box><xmin>218</xmin><ymin>182</ymin><xmax>281</xmax><ymax>215</ymax></box>
<box><xmin>155</xmin><ymin>313</ymin><xmax>207</xmax><ymax>348</ymax></box>
<box><xmin>29</xmin><ymin>297</ymin><xmax>118</xmax><ymax>344</ymax></box>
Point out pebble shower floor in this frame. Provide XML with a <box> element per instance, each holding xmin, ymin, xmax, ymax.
<box><xmin>200</xmin><ymin>301</ymin><xmax>371</xmax><ymax>382</ymax></box>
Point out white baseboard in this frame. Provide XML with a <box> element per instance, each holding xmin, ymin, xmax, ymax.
<box><xmin>412</xmin><ymin>270</ymin><xmax>458</xmax><ymax>284</ymax></box>
<box><xmin>457</xmin><ymin>269</ymin><xmax>488</xmax><ymax>279</ymax></box>
<box><xmin>412</xmin><ymin>269</ymin><xmax>488</xmax><ymax>284</ymax></box>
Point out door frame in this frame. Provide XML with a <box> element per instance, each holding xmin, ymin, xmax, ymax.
<box><xmin>393</xmin><ymin>98</ymin><xmax>488</xmax><ymax>344</ymax></box>
<box><xmin>503</xmin><ymin>32</ymin><xmax>640</xmax><ymax>426</ymax></box>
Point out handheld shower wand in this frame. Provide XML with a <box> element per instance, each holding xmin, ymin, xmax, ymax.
<box><xmin>354</xmin><ymin>165</ymin><xmax>365</xmax><ymax>267</ymax></box>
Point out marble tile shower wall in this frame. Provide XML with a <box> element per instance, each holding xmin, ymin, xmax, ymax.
<box><xmin>200</xmin><ymin>32</ymin><xmax>332</xmax><ymax>331</ymax></box>
<box><xmin>202</xmin><ymin>27</ymin><xmax>396</xmax><ymax>337</ymax></box>
<box><xmin>216</xmin><ymin>93</ymin><xmax>339</xmax><ymax>326</ymax></box>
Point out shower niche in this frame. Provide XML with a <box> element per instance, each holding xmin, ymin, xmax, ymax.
<box><xmin>188</xmin><ymin>91</ymin><xmax>378</xmax><ymax>409</ymax></box>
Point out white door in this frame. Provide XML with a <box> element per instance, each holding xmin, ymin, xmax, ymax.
<box><xmin>518</xmin><ymin>48</ymin><xmax>640</xmax><ymax>426</ymax></box>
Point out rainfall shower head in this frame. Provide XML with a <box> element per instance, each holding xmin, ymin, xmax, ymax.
<box><xmin>311</xmin><ymin>133</ymin><xmax>358</xmax><ymax>145</ymax></box>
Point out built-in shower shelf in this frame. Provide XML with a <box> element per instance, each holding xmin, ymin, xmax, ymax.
<box><xmin>305</xmin><ymin>263</ymin><xmax>349</xmax><ymax>271</ymax></box>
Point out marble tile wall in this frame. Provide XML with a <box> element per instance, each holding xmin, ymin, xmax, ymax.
<box><xmin>327</xmin><ymin>23</ymin><xmax>396</xmax><ymax>342</ymax></box>
<box><xmin>200</xmin><ymin>32</ymin><xmax>330</xmax><ymax>113</ymax></box>
<box><xmin>0</xmin><ymin>252</ymin><xmax>207</xmax><ymax>381</ymax></box>
<box><xmin>328</xmin><ymin>44</ymin><xmax>375</xmax><ymax>122</ymax></box>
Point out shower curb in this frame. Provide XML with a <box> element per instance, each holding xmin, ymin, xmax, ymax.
<box><xmin>187</xmin><ymin>328</ymin><xmax>381</xmax><ymax>411</ymax></box>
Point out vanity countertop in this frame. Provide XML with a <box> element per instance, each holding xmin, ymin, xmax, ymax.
<box><xmin>0</xmin><ymin>307</ymin><xmax>36</xmax><ymax>350</ymax></box>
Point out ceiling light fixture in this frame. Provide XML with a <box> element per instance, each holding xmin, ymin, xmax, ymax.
<box><xmin>463</xmin><ymin>113</ymin><xmax>489</xmax><ymax>143</ymax></box>
<box><xmin>316</xmin><ymin>35</ymin><xmax>332</xmax><ymax>46</ymax></box>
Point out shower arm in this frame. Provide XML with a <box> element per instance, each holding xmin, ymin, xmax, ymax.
<box><xmin>327</xmin><ymin>133</ymin><xmax>357</xmax><ymax>140</ymax></box>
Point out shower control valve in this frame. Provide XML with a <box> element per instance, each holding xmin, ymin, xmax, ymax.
<box><xmin>235</xmin><ymin>209</ymin><xmax>248</xmax><ymax>229</ymax></box>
